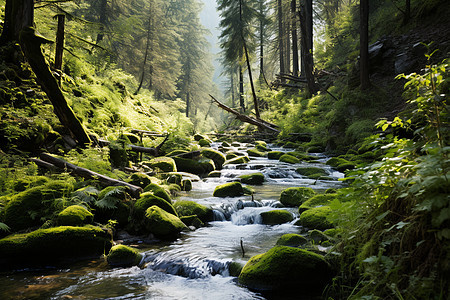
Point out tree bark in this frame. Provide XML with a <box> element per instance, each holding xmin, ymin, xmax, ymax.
<box><xmin>54</xmin><ymin>14</ymin><xmax>65</xmax><ymax>72</ymax></box>
<box><xmin>0</xmin><ymin>0</ymin><xmax>34</xmax><ymax>46</ymax></box>
<box><xmin>239</xmin><ymin>64</ymin><xmax>245</xmax><ymax>112</ymax></box>
<box><xmin>299</xmin><ymin>0</ymin><xmax>317</xmax><ymax>95</ymax></box>
<box><xmin>20</xmin><ymin>27</ymin><xmax>91</xmax><ymax>146</ymax></box>
<box><xmin>278</xmin><ymin>0</ymin><xmax>285</xmax><ymax>82</ymax></box>
<box><xmin>403</xmin><ymin>0</ymin><xmax>410</xmax><ymax>25</ymax></box>
<box><xmin>135</xmin><ymin>11</ymin><xmax>152</xmax><ymax>95</ymax></box>
<box><xmin>291</xmin><ymin>0</ymin><xmax>299</xmax><ymax>77</ymax></box>
<box><xmin>360</xmin><ymin>0</ymin><xmax>370</xmax><ymax>90</ymax></box>
<box><xmin>186</xmin><ymin>91</ymin><xmax>190</xmax><ymax>118</ymax></box>
<box><xmin>259</xmin><ymin>0</ymin><xmax>265</xmax><ymax>82</ymax></box>
<box><xmin>96</xmin><ymin>0</ymin><xmax>107</xmax><ymax>43</ymax></box>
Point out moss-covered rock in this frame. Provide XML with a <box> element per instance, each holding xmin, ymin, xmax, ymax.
<box><xmin>299</xmin><ymin>206</ymin><xmax>333</xmax><ymax>230</ymax></box>
<box><xmin>181</xmin><ymin>179</ymin><xmax>192</xmax><ymax>191</ymax></box>
<box><xmin>201</xmin><ymin>148</ymin><xmax>226</xmax><ymax>169</ymax></box>
<box><xmin>238</xmin><ymin>246</ymin><xmax>333</xmax><ymax>293</ymax></box>
<box><xmin>12</xmin><ymin>176</ymin><xmax>49</xmax><ymax>192</ymax></box>
<box><xmin>239</xmin><ymin>172</ymin><xmax>265</xmax><ymax>185</ymax></box>
<box><xmin>260</xmin><ymin>210</ymin><xmax>293</xmax><ymax>225</ymax></box>
<box><xmin>207</xmin><ymin>171</ymin><xmax>221</xmax><ymax>178</ymax></box>
<box><xmin>135</xmin><ymin>192</ymin><xmax>177</xmax><ymax>218</ymax></box>
<box><xmin>194</xmin><ymin>133</ymin><xmax>206</xmax><ymax>141</ymax></box>
<box><xmin>126</xmin><ymin>172</ymin><xmax>152</xmax><ymax>188</ymax></box>
<box><xmin>254</xmin><ymin>140</ymin><xmax>269</xmax><ymax>151</ymax></box>
<box><xmin>0</xmin><ymin>226</ymin><xmax>112</xmax><ymax>269</ymax></box>
<box><xmin>173</xmin><ymin>157</ymin><xmax>215</xmax><ymax>175</ymax></box>
<box><xmin>224</xmin><ymin>156</ymin><xmax>250</xmax><ymax>165</ymax></box>
<box><xmin>279</xmin><ymin>187</ymin><xmax>316</xmax><ymax>207</ymax></box>
<box><xmin>180</xmin><ymin>215</ymin><xmax>204</xmax><ymax>228</ymax></box>
<box><xmin>295</xmin><ymin>167</ymin><xmax>328</xmax><ymax>179</ymax></box>
<box><xmin>267</xmin><ymin>151</ymin><xmax>284</xmax><ymax>160</ymax></box>
<box><xmin>144</xmin><ymin>157</ymin><xmax>177</xmax><ymax>173</ymax></box>
<box><xmin>213</xmin><ymin>182</ymin><xmax>244</xmax><ymax>197</ymax></box>
<box><xmin>279</xmin><ymin>154</ymin><xmax>300</xmax><ymax>164</ymax></box>
<box><xmin>326</xmin><ymin>157</ymin><xmax>356</xmax><ymax>172</ymax></box>
<box><xmin>144</xmin><ymin>206</ymin><xmax>186</xmax><ymax>238</ymax></box>
<box><xmin>107</xmin><ymin>244</ymin><xmax>142</xmax><ymax>267</ymax></box>
<box><xmin>221</xmin><ymin>141</ymin><xmax>231</xmax><ymax>147</ymax></box>
<box><xmin>247</xmin><ymin>148</ymin><xmax>267</xmax><ymax>157</ymax></box>
<box><xmin>143</xmin><ymin>183</ymin><xmax>172</xmax><ymax>203</ymax></box>
<box><xmin>123</xmin><ymin>133</ymin><xmax>140</xmax><ymax>144</ymax></box>
<box><xmin>57</xmin><ymin>205</ymin><xmax>93</xmax><ymax>226</ymax></box>
<box><xmin>3</xmin><ymin>180</ymin><xmax>74</xmax><ymax>231</ymax></box>
<box><xmin>276</xmin><ymin>233</ymin><xmax>307</xmax><ymax>247</ymax></box>
<box><xmin>308</xmin><ymin>229</ymin><xmax>330</xmax><ymax>245</ymax></box>
<box><xmin>94</xmin><ymin>186</ymin><xmax>131</xmax><ymax>227</ymax></box>
<box><xmin>299</xmin><ymin>193</ymin><xmax>337</xmax><ymax>213</ymax></box>
<box><xmin>198</xmin><ymin>139</ymin><xmax>211</xmax><ymax>147</ymax></box>
<box><xmin>173</xmin><ymin>200</ymin><xmax>213</xmax><ymax>222</ymax></box>
<box><xmin>167</xmin><ymin>173</ymin><xmax>182</xmax><ymax>185</ymax></box>
<box><xmin>225</xmin><ymin>152</ymin><xmax>238</xmax><ymax>160</ymax></box>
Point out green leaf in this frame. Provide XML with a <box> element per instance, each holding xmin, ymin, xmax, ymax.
<box><xmin>363</xmin><ymin>256</ymin><xmax>378</xmax><ymax>264</ymax></box>
<box><xmin>0</xmin><ymin>222</ymin><xmax>10</xmax><ymax>233</ymax></box>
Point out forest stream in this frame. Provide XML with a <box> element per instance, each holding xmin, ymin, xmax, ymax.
<box><xmin>0</xmin><ymin>142</ymin><xmax>344</xmax><ymax>299</ymax></box>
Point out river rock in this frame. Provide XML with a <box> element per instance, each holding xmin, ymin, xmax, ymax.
<box><xmin>126</xmin><ymin>172</ymin><xmax>152</xmax><ymax>188</ymax></box>
<box><xmin>299</xmin><ymin>206</ymin><xmax>334</xmax><ymax>230</ymax></box>
<box><xmin>57</xmin><ymin>205</ymin><xmax>93</xmax><ymax>226</ymax></box>
<box><xmin>276</xmin><ymin>233</ymin><xmax>307</xmax><ymax>247</ymax></box>
<box><xmin>326</xmin><ymin>157</ymin><xmax>356</xmax><ymax>172</ymax></box>
<box><xmin>238</xmin><ymin>246</ymin><xmax>333</xmax><ymax>293</ymax></box>
<box><xmin>144</xmin><ymin>157</ymin><xmax>177</xmax><ymax>173</ymax></box>
<box><xmin>260</xmin><ymin>210</ymin><xmax>294</xmax><ymax>225</ymax></box>
<box><xmin>0</xmin><ymin>226</ymin><xmax>112</xmax><ymax>269</ymax></box>
<box><xmin>295</xmin><ymin>167</ymin><xmax>328</xmax><ymax>179</ymax></box>
<box><xmin>181</xmin><ymin>179</ymin><xmax>192</xmax><ymax>191</ymax></box>
<box><xmin>254</xmin><ymin>140</ymin><xmax>269</xmax><ymax>151</ymax></box>
<box><xmin>193</xmin><ymin>133</ymin><xmax>206</xmax><ymax>141</ymax></box>
<box><xmin>308</xmin><ymin>229</ymin><xmax>331</xmax><ymax>245</ymax></box>
<box><xmin>174</xmin><ymin>200</ymin><xmax>213</xmax><ymax>222</ymax></box>
<box><xmin>224</xmin><ymin>155</ymin><xmax>250</xmax><ymax>165</ymax></box>
<box><xmin>143</xmin><ymin>183</ymin><xmax>172</xmax><ymax>203</ymax></box>
<box><xmin>279</xmin><ymin>154</ymin><xmax>300</xmax><ymax>164</ymax></box>
<box><xmin>213</xmin><ymin>182</ymin><xmax>244</xmax><ymax>198</ymax></box>
<box><xmin>279</xmin><ymin>187</ymin><xmax>316</xmax><ymax>207</ymax></box>
<box><xmin>135</xmin><ymin>192</ymin><xmax>178</xmax><ymax>218</ymax></box>
<box><xmin>198</xmin><ymin>138</ymin><xmax>211</xmax><ymax>147</ymax></box>
<box><xmin>239</xmin><ymin>172</ymin><xmax>265</xmax><ymax>185</ymax></box>
<box><xmin>247</xmin><ymin>148</ymin><xmax>267</xmax><ymax>157</ymax></box>
<box><xmin>180</xmin><ymin>215</ymin><xmax>204</xmax><ymax>228</ymax></box>
<box><xmin>144</xmin><ymin>206</ymin><xmax>187</xmax><ymax>238</ymax></box>
<box><xmin>267</xmin><ymin>151</ymin><xmax>284</xmax><ymax>160</ymax></box>
<box><xmin>94</xmin><ymin>186</ymin><xmax>131</xmax><ymax>226</ymax></box>
<box><xmin>299</xmin><ymin>193</ymin><xmax>337</xmax><ymax>213</ymax></box>
<box><xmin>107</xmin><ymin>244</ymin><xmax>143</xmax><ymax>267</ymax></box>
<box><xmin>201</xmin><ymin>148</ymin><xmax>226</xmax><ymax>169</ymax></box>
<box><xmin>173</xmin><ymin>157</ymin><xmax>215</xmax><ymax>175</ymax></box>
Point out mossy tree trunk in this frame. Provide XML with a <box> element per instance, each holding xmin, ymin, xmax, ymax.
<box><xmin>360</xmin><ymin>0</ymin><xmax>371</xmax><ymax>90</ymax></box>
<box><xmin>20</xmin><ymin>27</ymin><xmax>91</xmax><ymax>146</ymax></box>
<box><xmin>0</xmin><ymin>0</ymin><xmax>34</xmax><ymax>46</ymax></box>
<box><xmin>54</xmin><ymin>14</ymin><xmax>65</xmax><ymax>72</ymax></box>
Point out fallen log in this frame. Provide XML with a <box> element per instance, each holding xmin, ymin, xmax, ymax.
<box><xmin>29</xmin><ymin>158</ymin><xmax>58</xmax><ymax>171</ymax></box>
<box><xmin>209</xmin><ymin>94</ymin><xmax>280</xmax><ymax>134</ymax></box>
<box><xmin>39</xmin><ymin>153</ymin><xmax>142</xmax><ymax>197</ymax></box>
<box><xmin>130</xmin><ymin>129</ymin><xmax>166</xmax><ymax>137</ymax></box>
<box><xmin>97</xmin><ymin>136</ymin><xmax>169</xmax><ymax>157</ymax></box>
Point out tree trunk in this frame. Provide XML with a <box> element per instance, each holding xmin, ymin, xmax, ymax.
<box><xmin>135</xmin><ymin>10</ymin><xmax>152</xmax><ymax>95</ymax></box>
<box><xmin>20</xmin><ymin>27</ymin><xmax>91</xmax><ymax>146</ymax></box>
<box><xmin>186</xmin><ymin>91</ymin><xmax>190</xmax><ymax>118</ymax></box>
<box><xmin>291</xmin><ymin>0</ymin><xmax>299</xmax><ymax>77</ymax></box>
<box><xmin>360</xmin><ymin>0</ymin><xmax>370</xmax><ymax>90</ymax></box>
<box><xmin>259</xmin><ymin>0</ymin><xmax>264</xmax><ymax>82</ymax></box>
<box><xmin>96</xmin><ymin>0</ymin><xmax>107</xmax><ymax>43</ymax></box>
<box><xmin>231</xmin><ymin>71</ymin><xmax>235</xmax><ymax>108</ymax></box>
<box><xmin>278</xmin><ymin>0</ymin><xmax>285</xmax><ymax>81</ymax></box>
<box><xmin>54</xmin><ymin>14</ymin><xmax>65</xmax><ymax>72</ymax></box>
<box><xmin>0</xmin><ymin>0</ymin><xmax>34</xmax><ymax>46</ymax></box>
<box><xmin>403</xmin><ymin>0</ymin><xmax>410</xmax><ymax>25</ymax></box>
<box><xmin>299</xmin><ymin>0</ymin><xmax>317</xmax><ymax>95</ymax></box>
<box><xmin>239</xmin><ymin>64</ymin><xmax>245</xmax><ymax>112</ymax></box>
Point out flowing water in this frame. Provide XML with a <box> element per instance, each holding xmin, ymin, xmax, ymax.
<box><xmin>0</xmin><ymin>143</ymin><xmax>344</xmax><ymax>299</ymax></box>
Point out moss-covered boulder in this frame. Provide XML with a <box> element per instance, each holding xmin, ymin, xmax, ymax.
<box><xmin>326</xmin><ymin>157</ymin><xmax>356</xmax><ymax>172</ymax></box>
<box><xmin>238</xmin><ymin>246</ymin><xmax>333</xmax><ymax>293</ymax></box>
<box><xmin>276</xmin><ymin>233</ymin><xmax>307</xmax><ymax>247</ymax></box>
<box><xmin>279</xmin><ymin>187</ymin><xmax>316</xmax><ymax>207</ymax></box>
<box><xmin>221</xmin><ymin>141</ymin><xmax>231</xmax><ymax>147</ymax></box>
<box><xmin>143</xmin><ymin>183</ymin><xmax>171</xmax><ymax>203</ymax></box>
<box><xmin>57</xmin><ymin>205</ymin><xmax>93</xmax><ymax>226</ymax></box>
<box><xmin>225</xmin><ymin>152</ymin><xmax>238</xmax><ymax>160</ymax></box>
<box><xmin>3</xmin><ymin>180</ymin><xmax>73</xmax><ymax>231</ymax></box>
<box><xmin>239</xmin><ymin>172</ymin><xmax>265</xmax><ymax>185</ymax></box>
<box><xmin>254</xmin><ymin>140</ymin><xmax>268</xmax><ymax>151</ymax></box>
<box><xmin>194</xmin><ymin>133</ymin><xmax>206</xmax><ymax>141</ymax></box>
<box><xmin>0</xmin><ymin>226</ymin><xmax>112</xmax><ymax>269</ymax></box>
<box><xmin>107</xmin><ymin>244</ymin><xmax>142</xmax><ymax>267</ymax></box>
<box><xmin>207</xmin><ymin>171</ymin><xmax>221</xmax><ymax>178</ymax></box>
<box><xmin>180</xmin><ymin>215</ymin><xmax>204</xmax><ymax>228</ymax></box>
<box><xmin>94</xmin><ymin>186</ymin><xmax>131</xmax><ymax>227</ymax></box>
<box><xmin>299</xmin><ymin>193</ymin><xmax>337</xmax><ymax>213</ymax></box>
<box><xmin>144</xmin><ymin>206</ymin><xmax>186</xmax><ymax>238</ymax></box>
<box><xmin>279</xmin><ymin>154</ymin><xmax>300</xmax><ymax>164</ymax></box>
<box><xmin>295</xmin><ymin>167</ymin><xmax>328</xmax><ymax>179</ymax></box>
<box><xmin>144</xmin><ymin>157</ymin><xmax>177</xmax><ymax>173</ymax></box>
<box><xmin>173</xmin><ymin>157</ymin><xmax>215</xmax><ymax>175</ymax></box>
<box><xmin>213</xmin><ymin>182</ymin><xmax>244</xmax><ymax>197</ymax></box>
<box><xmin>247</xmin><ymin>148</ymin><xmax>266</xmax><ymax>157</ymax></box>
<box><xmin>198</xmin><ymin>139</ymin><xmax>211</xmax><ymax>147</ymax></box>
<box><xmin>201</xmin><ymin>148</ymin><xmax>226</xmax><ymax>169</ymax></box>
<box><xmin>126</xmin><ymin>172</ymin><xmax>152</xmax><ymax>188</ymax></box>
<box><xmin>181</xmin><ymin>179</ymin><xmax>192</xmax><ymax>191</ymax></box>
<box><xmin>299</xmin><ymin>206</ymin><xmax>333</xmax><ymax>230</ymax></box>
<box><xmin>224</xmin><ymin>156</ymin><xmax>250</xmax><ymax>165</ymax></box>
<box><xmin>173</xmin><ymin>200</ymin><xmax>213</xmax><ymax>222</ymax></box>
<box><xmin>135</xmin><ymin>193</ymin><xmax>178</xmax><ymax>219</ymax></box>
<box><xmin>260</xmin><ymin>210</ymin><xmax>293</xmax><ymax>225</ymax></box>
<box><xmin>309</xmin><ymin>229</ymin><xmax>330</xmax><ymax>245</ymax></box>
<box><xmin>267</xmin><ymin>151</ymin><xmax>284</xmax><ymax>160</ymax></box>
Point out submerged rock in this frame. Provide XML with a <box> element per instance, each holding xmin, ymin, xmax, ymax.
<box><xmin>57</xmin><ymin>205</ymin><xmax>93</xmax><ymax>226</ymax></box>
<box><xmin>238</xmin><ymin>246</ymin><xmax>333</xmax><ymax>293</ymax></box>
<box><xmin>213</xmin><ymin>182</ymin><xmax>244</xmax><ymax>198</ymax></box>
<box><xmin>260</xmin><ymin>210</ymin><xmax>294</xmax><ymax>225</ymax></box>
<box><xmin>279</xmin><ymin>187</ymin><xmax>316</xmax><ymax>207</ymax></box>
<box><xmin>107</xmin><ymin>244</ymin><xmax>142</xmax><ymax>267</ymax></box>
<box><xmin>0</xmin><ymin>226</ymin><xmax>112</xmax><ymax>269</ymax></box>
<box><xmin>144</xmin><ymin>206</ymin><xmax>186</xmax><ymax>238</ymax></box>
<box><xmin>239</xmin><ymin>172</ymin><xmax>265</xmax><ymax>185</ymax></box>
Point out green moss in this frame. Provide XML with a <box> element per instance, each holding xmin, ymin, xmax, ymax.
<box><xmin>173</xmin><ymin>157</ymin><xmax>215</xmax><ymax>175</ymax></box>
<box><xmin>238</xmin><ymin>246</ymin><xmax>332</xmax><ymax>292</ymax></box>
<box><xmin>57</xmin><ymin>205</ymin><xmax>93</xmax><ymax>226</ymax></box>
<box><xmin>198</xmin><ymin>139</ymin><xmax>211</xmax><ymax>147</ymax></box>
<box><xmin>213</xmin><ymin>182</ymin><xmax>244</xmax><ymax>198</ymax></box>
<box><xmin>0</xmin><ymin>226</ymin><xmax>112</xmax><ymax>269</ymax></box>
<box><xmin>144</xmin><ymin>206</ymin><xmax>186</xmax><ymax>238</ymax></box>
<box><xmin>308</xmin><ymin>229</ymin><xmax>330</xmax><ymax>244</ymax></box>
<box><xmin>299</xmin><ymin>206</ymin><xmax>333</xmax><ymax>230</ymax></box>
<box><xmin>299</xmin><ymin>193</ymin><xmax>337</xmax><ymax>213</ymax></box>
<box><xmin>228</xmin><ymin>261</ymin><xmax>244</xmax><ymax>277</ymax></box>
<box><xmin>267</xmin><ymin>151</ymin><xmax>284</xmax><ymax>160</ymax></box>
<box><xmin>127</xmin><ymin>172</ymin><xmax>152</xmax><ymax>188</ymax></box>
<box><xmin>224</xmin><ymin>155</ymin><xmax>250</xmax><ymax>165</ymax></box>
<box><xmin>295</xmin><ymin>167</ymin><xmax>328</xmax><ymax>179</ymax></box>
<box><xmin>260</xmin><ymin>210</ymin><xmax>294</xmax><ymax>225</ymax></box>
<box><xmin>144</xmin><ymin>157</ymin><xmax>177</xmax><ymax>173</ymax></box>
<box><xmin>135</xmin><ymin>192</ymin><xmax>177</xmax><ymax>219</ymax></box>
<box><xmin>247</xmin><ymin>148</ymin><xmax>267</xmax><ymax>157</ymax></box>
<box><xmin>180</xmin><ymin>215</ymin><xmax>203</xmax><ymax>228</ymax></box>
<box><xmin>239</xmin><ymin>172</ymin><xmax>265</xmax><ymax>185</ymax></box>
<box><xmin>225</xmin><ymin>152</ymin><xmax>238</xmax><ymax>160</ymax></box>
<box><xmin>98</xmin><ymin>186</ymin><xmax>128</xmax><ymax>201</ymax></box>
<box><xmin>279</xmin><ymin>187</ymin><xmax>316</xmax><ymax>207</ymax></box>
<box><xmin>107</xmin><ymin>244</ymin><xmax>142</xmax><ymax>267</ymax></box>
<box><xmin>12</xmin><ymin>176</ymin><xmax>49</xmax><ymax>192</ymax></box>
<box><xmin>201</xmin><ymin>148</ymin><xmax>226</xmax><ymax>169</ymax></box>
<box><xmin>94</xmin><ymin>201</ymin><xmax>130</xmax><ymax>227</ymax></box>
<box><xmin>194</xmin><ymin>133</ymin><xmax>206</xmax><ymax>141</ymax></box>
<box><xmin>276</xmin><ymin>233</ymin><xmax>307</xmax><ymax>247</ymax></box>
<box><xmin>221</xmin><ymin>141</ymin><xmax>231</xmax><ymax>147</ymax></box>
<box><xmin>207</xmin><ymin>171</ymin><xmax>222</xmax><ymax>178</ymax></box>
<box><xmin>173</xmin><ymin>200</ymin><xmax>213</xmax><ymax>222</ymax></box>
<box><xmin>326</xmin><ymin>157</ymin><xmax>356</xmax><ymax>172</ymax></box>
<box><xmin>181</xmin><ymin>179</ymin><xmax>192</xmax><ymax>191</ymax></box>
<box><xmin>143</xmin><ymin>183</ymin><xmax>171</xmax><ymax>203</ymax></box>
<box><xmin>279</xmin><ymin>154</ymin><xmax>300</xmax><ymax>164</ymax></box>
